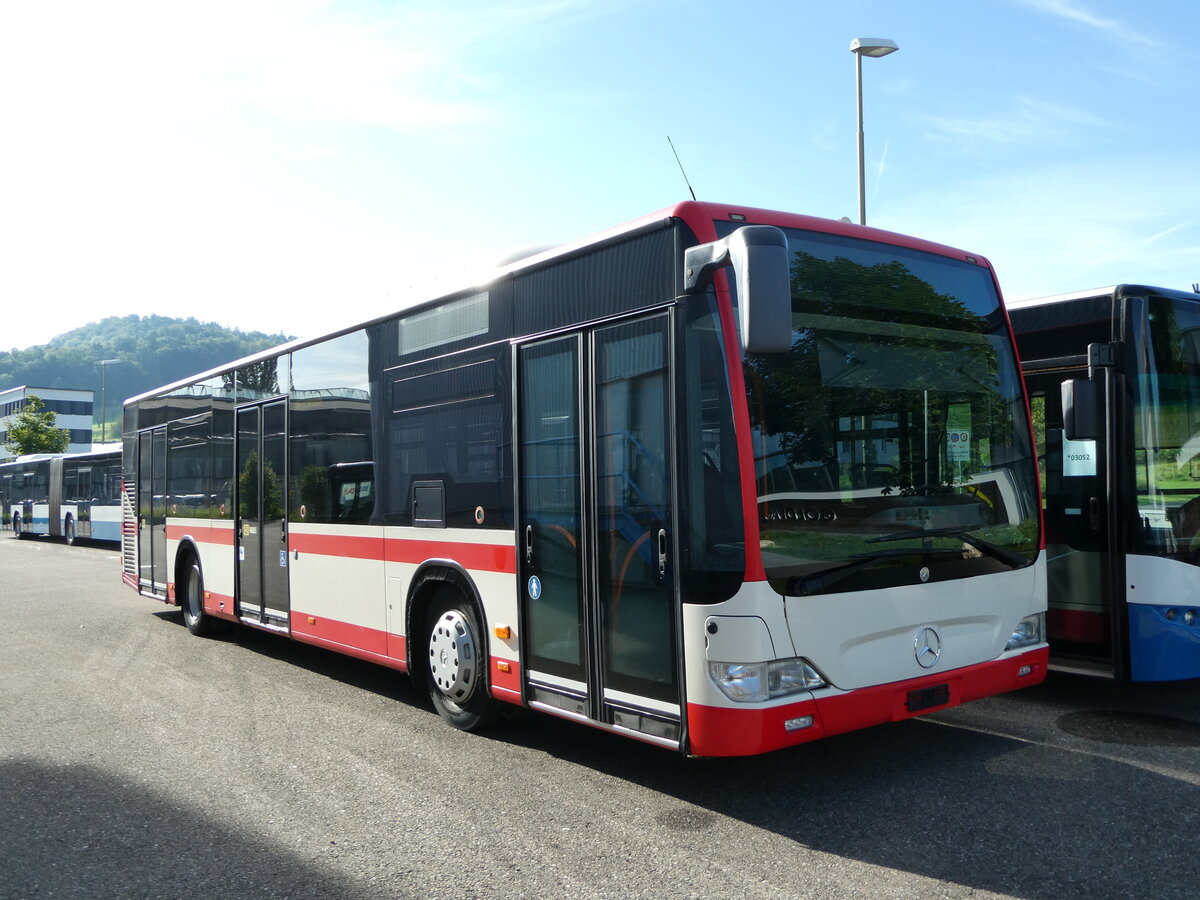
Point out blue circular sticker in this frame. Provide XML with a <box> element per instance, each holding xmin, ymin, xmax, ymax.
<box><xmin>527</xmin><ymin>575</ymin><xmax>542</xmax><ymax>600</ymax></box>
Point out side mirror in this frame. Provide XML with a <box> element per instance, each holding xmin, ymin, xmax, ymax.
<box><xmin>1062</xmin><ymin>378</ymin><xmax>1099</xmax><ymax>441</ymax></box>
<box><xmin>683</xmin><ymin>225</ymin><xmax>792</xmax><ymax>353</ymax></box>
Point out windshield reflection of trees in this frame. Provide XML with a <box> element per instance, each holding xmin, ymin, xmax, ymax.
<box><xmin>746</xmin><ymin>250</ymin><xmax>1009</xmax><ymax>507</ymax></box>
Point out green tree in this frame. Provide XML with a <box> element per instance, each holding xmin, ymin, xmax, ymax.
<box><xmin>3</xmin><ymin>394</ymin><xmax>70</xmax><ymax>456</ymax></box>
<box><xmin>238</xmin><ymin>450</ymin><xmax>283</xmax><ymax>520</ymax></box>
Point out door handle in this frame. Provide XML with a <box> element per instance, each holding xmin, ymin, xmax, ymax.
<box><xmin>525</xmin><ymin>524</ymin><xmax>534</xmax><ymax>565</ymax></box>
<box><xmin>657</xmin><ymin>528</ymin><xmax>668</xmax><ymax>577</ymax></box>
<box><xmin>1089</xmin><ymin>496</ymin><xmax>1101</xmax><ymax>530</ymax></box>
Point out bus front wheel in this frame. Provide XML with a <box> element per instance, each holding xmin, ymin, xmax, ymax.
<box><xmin>423</xmin><ymin>590</ymin><xmax>501</xmax><ymax>732</ymax></box>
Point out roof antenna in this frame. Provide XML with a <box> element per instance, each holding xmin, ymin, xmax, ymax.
<box><xmin>1193</xmin><ymin>282</ymin><xmax>1199</xmax><ymax>294</ymax></box>
<box><xmin>667</xmin><ymin>136</ymin><xmax>697</xmax><ymax>201</ymax></box>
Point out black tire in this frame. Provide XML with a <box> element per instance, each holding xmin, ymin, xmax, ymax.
<box><xmin>13</xmin><ymin>515</ymin><xmax>25</xmax><ymax>539</ymax></box>
<box><xmin>180</xmin><ymin>558</ymin><xmax>218</xmax><ymax>636</ymax></box>
<box><xmin>423</xmin><ymin>589</ymin><xmax>501</xmax><ymax>731</ymax></box>
<box><xmin>64</xmin><ymin>517</ymin><xmax>76</xmax><ymax>546</ymax></box>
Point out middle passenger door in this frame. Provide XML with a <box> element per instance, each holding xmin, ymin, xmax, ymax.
<box><xmin>518</xmin><ymin>313</ymin><xmax>681</xmax><ymax>746</ymax></box>
<box><xmin>235</xmin><ymin>399</ymin><xmax>291</xmax><ymax>629</ymax></box>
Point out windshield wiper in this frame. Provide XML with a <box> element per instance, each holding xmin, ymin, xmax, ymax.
<box><xmin>867</xmin><ymin>526</ymin><xmax>1030</xmax><ymax>569</ymax></box>
<box><xmin>788</xmin><ymin>546</ymin><xmax>964</xmax><ymax>596</ymax></box>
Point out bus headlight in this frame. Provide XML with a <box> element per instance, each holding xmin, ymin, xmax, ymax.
<box><xmin>1005</xmin><ymin>613</ymin><xmax>1045</xmax><ymax>651</ymax></box>
<box><xmin>709</xmin><ymin>658</ymin><xmax>827</xmax><ymax>702</ymax></box>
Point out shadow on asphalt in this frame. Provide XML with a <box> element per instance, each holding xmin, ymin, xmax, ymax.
<box><xmin>151</xmin><ymin>610</ymin><xmax>1200</xmax><ymax>900</ymax></box>
<box><xmin>0</xmin><ymin>759</ymin><xmax>363</xmax><ymax>900</ymax></box>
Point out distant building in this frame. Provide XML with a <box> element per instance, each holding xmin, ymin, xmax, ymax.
<box><xmin>0</xmin><ymin>386</ymin><xmax>95</xmax><ymax>460</ymax></box>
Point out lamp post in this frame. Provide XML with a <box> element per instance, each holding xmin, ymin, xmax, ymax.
<box><xmin>850</xmin><ymin>37</ymin><xmax>899</xmax><ymax>226</ymax></box>
<box><xmin>99</xmin><ymin>358</ymin><xmax>124</xmax><ymax>445</ymax></box>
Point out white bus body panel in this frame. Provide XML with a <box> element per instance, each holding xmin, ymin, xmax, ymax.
<box><xmin>784</xmin><ymin>558</ymin><xmax>1045</xmax><ymax>690</ymax></box>
<box><xmin>683</xmin><ymin>556</ymin><xmax>1045</xmax><ymax>706</ymax></box>
<box><xmin>289</xmin><ymin>523</ymin><xmax>388</xmax><ymax>634</ymax></box>
<box><xmin>1126</xmin><ymin>553</ymin><xmax>1200</xmax><ymax>607</ymax></box>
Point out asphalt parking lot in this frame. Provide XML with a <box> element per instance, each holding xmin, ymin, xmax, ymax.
<box><xmin>2</xmin><ymin>536</ymin><xmax>1197</xmax><ymax>900</ymax></box>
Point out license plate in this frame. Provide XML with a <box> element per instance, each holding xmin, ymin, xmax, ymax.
<box><xmin>907</xmin><ymin>683</ymin><xmax>950</xmax><ymax>713</ymax></box>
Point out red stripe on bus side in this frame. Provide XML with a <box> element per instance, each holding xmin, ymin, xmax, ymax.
<box><xmin>289</xmin><ymin>532</ymin><xmax>383</xmax><ymax>560</ymax></box>
<box><xmin>288</xmin><ymin>532</ymin><xmax>517</xmax><ymax>574</ymax></box>
<box><xmin>385</xmin><ymin>537</ymin><xmax>517</xmax><ymax>573</ymax></box>
<box><xmin>491</xmin><ymin>657</ymin><xmax>521</xmax><ymax>697</ymax></box>
<box><xmin>289</xmin><ymin>611</ymin><xmax>521</xmax><ymax>705</ymax></box>
<box><xmin>291</xmin><ymin>610</ymin><xmax>390</xmax><ymax>656</ymax></box>
<box><xmin>204</xmin><ymin>591</ymin><xmax>238</xmax><ymax>621</ymax></box>
<box><xmin>165</xmin><ymin>523</ymin><xmax>235</xmax><ymax>546</ymax></box>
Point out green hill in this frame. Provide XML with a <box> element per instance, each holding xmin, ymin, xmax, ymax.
<box><xmin>0</xmin><ymin>316</ymin><xmax>293</xmax><ymax>432</ymax></box>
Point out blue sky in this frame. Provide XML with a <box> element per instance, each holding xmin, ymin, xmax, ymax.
<box><xmin>2</xmin><ymin>0</ymin><xmax>1198</xmax><ymax>351</ymax></box>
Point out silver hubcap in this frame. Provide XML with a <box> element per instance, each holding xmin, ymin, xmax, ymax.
<box><xmin>428</xmin><ymin>610</ymin><xmax>477</xmax><ymax>703</ymax></box>
<box><xmin>187</xmin><ymin>569</ymin><xmax>202</xmax><ymax>619</ymax></box>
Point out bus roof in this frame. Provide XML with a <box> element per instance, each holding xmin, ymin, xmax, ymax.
<box><xmin>1008</xmin><ymin>284</ymin><xmax>1200</xmax><ymax>310</ymax></box>
<box><xmin>126</xmin><ymin>200</ymin><xmax>995</xmax><ymax>406</ymax></box>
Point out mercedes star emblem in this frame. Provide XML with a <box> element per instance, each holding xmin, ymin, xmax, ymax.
<box><xmin>914</xmin><ymin>627</ymin><xmax>942</xmax><ymax>669</ymax></box>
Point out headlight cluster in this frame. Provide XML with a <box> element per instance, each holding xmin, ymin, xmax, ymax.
<box><xmin>1005</xmin><ymin>612</ymin><xmax>1045</xmax><ymax>651</ymax></box>
<box><xmin>708</xmin><ymin>658</ymin><xmax>827</xmax><ymax>702</ymax></box>
<box><xmin>1164</xmin><ymin>608</ymin><xmax>1198</xmax><ymax>626</ymax></box>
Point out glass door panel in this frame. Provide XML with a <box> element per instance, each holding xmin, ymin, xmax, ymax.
<box><xmin>518</xmin><ymin>314</ymin><xmax>680</xmax><ymax>734</ymax></box>
<box><xmin>137</xmin><ymin>427</ymin><xmax>167</xmax><ymax>594</ymax></box>
<box><xmin>519</xmin><ymin>337</ymin><xmax>587</xmax><ymax>690</ymax></box>
<box><xmin>236</xmin><ymin>400</ymin><xmax>290</xmax><ymax>626</ymax></box>
<box><xmin>1027</xmin><ymin>369</ymin><xmax>1117</xmax><ymax>667</ymax></box>
<box><xmin>594</xmin><ymin>317</ymin><xmax>677</xmax><ymax>705</ymax></box>
<box><xmin>261</xmin><ymin>400</ymin><xmax>289</xmax><ymax>622</ymax></box>
<box><xmin>236</xmin><ymin>406</ymin><xmax>264</xmax><ymax>618</ymax></box>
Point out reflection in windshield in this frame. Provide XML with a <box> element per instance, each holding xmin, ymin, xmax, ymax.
<box><xmin>744</xmin><ymin>235</ymin><xmax>1039</xmax><ymax>595</ymax></box>
<box><xmin>1134</xmin><ymin>296</ymin><xmax>1200</xmax><ymax>561</ymax></box>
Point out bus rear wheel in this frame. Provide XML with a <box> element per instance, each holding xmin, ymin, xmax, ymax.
<box><xmin>181</xmin><ymin>559</ymin><xmax>218</xmax><ymax>636</ymax></box>
<box><xmin>423</xmin><ymin>590</ymin><xmax>501</xmax><ymax>732</ymax></box>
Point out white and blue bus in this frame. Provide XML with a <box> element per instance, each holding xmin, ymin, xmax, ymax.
<box><xmin>2</xmin><ymin>448</ymin><xmax>124</xmax><ymax>545</ymax></box>
<box><xmin>1010</xmin><ymin>285</ymin><xmax>1200</xmax><ymax>681</ymax></box>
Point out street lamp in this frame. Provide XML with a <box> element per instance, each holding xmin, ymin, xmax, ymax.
<box><xmin>99</xmin><ymin>358</ymin><xmax>124</xmax><ymax>444</ymax></box>
<box><xmin>850</xmin><ymin>37</ymin><xmax>899</xmax><ymax>226</ymax></box>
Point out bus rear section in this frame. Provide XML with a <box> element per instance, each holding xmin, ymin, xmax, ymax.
<box><xmin>120</xmin><ymin>200</ymin><xmax>1046</xmax><ymax>757</ymax></box>
<box><xmin>1010</xmin><ymin>285</ymin><xmax>1200</xmax><ymax>681</ymax></box>
<box><xmin>2</xmin><ymin>449</ymin><xmax>122</xmax><ymax>544</ymax></box>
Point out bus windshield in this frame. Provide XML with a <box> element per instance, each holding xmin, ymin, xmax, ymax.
<box><xmin>1133</xmin><ymin>293</ymin><xmax>1200</xmax><ymax>561</ymax></box>
<box><xmin>742</xmin><ymin>229</ymin><xmax>1040</xmax><ymax>595</ymax></box>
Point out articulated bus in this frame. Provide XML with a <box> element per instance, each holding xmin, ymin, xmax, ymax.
<box><xmin>121</xmin><ymin>201</ymin><xmax>1047</xmax><ymax>757</ymax></box>
<box><xmin>2</xmin><ymin>448</ymin><xmax>123</xmax><ymax>544</ymax></box>
<box><xmin>1010</xmin><ymin>284</ymin><xmax>1200</xmax><ymax>681</ymax></box>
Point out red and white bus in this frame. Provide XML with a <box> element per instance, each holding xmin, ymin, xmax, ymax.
<box><xmin>121</xmin><ymin>201</ymin><xmax>1047</xmax><ymax>756</ymax></box>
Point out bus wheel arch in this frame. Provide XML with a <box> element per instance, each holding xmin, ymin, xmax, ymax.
<box><xmin>407</xmin><ymin>564</ymin><xmax>501</xmax><ymax>731</ymax></box>
<box><xmin>177</xmin><ymin>543</ymin><xmax>219</xmax><ymax>636</ymax></box>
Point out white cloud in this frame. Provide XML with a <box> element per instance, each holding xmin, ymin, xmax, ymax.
<box><xmin>0</xmin><ymin>0</ymin><xmax>619</xmax><ymax>349</ymax></box>
<box><xmin>924</xmin><ymin>96</ymin><xmax>1111</xmax><ymax>146</ymax></box>
<box><xmin>885</xmin><ymin>158</ymin><xmax>1200</xmax><ymax>302</ymax></box>
<box><xmin>1011</xmin><ymin>0</ymin><xmax>1164</xmax><ymax>49</ymax></box>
